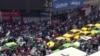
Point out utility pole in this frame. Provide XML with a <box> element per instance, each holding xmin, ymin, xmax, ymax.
<box><xmin>98</xmin><ymin>0</ymin><xmax>100</xmax><ymax>11</ymax></box>
<box><xmin>45</xmin><ymin>0</ymin><xmax>53</xmax><ymax>23</ymax></box>
<box><xmin>49</xmin><ymin>0</ymin><xmax>53</xmax><ymax>24</ymax></box>
<box><xmin>0</xmin><ymin>11</ymin><xmax>2</xmax><ymax>22</ymax></box>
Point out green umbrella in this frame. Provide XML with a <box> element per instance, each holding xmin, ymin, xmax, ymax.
<box><xmin>0</xmin><ymin>47</ymin><xmax>2</xmax><ymax>51</ymax></box>
<box><xmin>53</xmin><ymin>49</ymin><xmax>60</xmax><ymax>52</ymax></box>
<box><xmin>95</xmin><ymin>26</ymin><xmax>100</xmax><ymax>28</ymax></box>
<box><xmin>91</xmin><ymin>27</ymin><xmax>100</xmax><ymax>34</ymax></box>
<box><xmin>91</xmin><ymin>30</ymin><xmax>99</xmax><ymax>34</ymax></box>
<box><xmin>62</xmin><ymin>43</ymin><xmax>73</xmax><ymax>48</ymax></box>
<box><xmin>5</xmin><ymin>42</ymin><xmax>17</xmax><ymax>47</ymax></box>
<box><xmin>53</xmin><ymin>43</ymin><xmax>72</xmax><ymax>53</ymax></box>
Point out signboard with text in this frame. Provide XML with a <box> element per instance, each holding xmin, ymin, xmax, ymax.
<box><xmin>53</xmin><ymin>0</ymin><xmax>84</xmax><ymax>12</ymax></box>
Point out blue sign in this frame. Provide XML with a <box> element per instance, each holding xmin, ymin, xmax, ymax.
<box><xmin>53</xmin><ymin>0</ymin><xmax>84</xmax><ymax>12</ymax></box>
<box><xmin>40</xmin><ymin>12</ymin><xmax>50</xmax><ymax>17</ymax></box>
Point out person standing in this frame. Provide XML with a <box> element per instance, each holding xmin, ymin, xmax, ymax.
<box><xmin>92</xmin><ymin>36</ymin><xmax>99</xmax><ymax>51</ymax></box>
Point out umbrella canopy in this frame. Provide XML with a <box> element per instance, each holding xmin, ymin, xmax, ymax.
<box><xmin>70</xmin><ymin>29</ymin><xmax>81</xmax><ymax>33</ymax></box>
<box><xmin>47</xmin><ymin>47</ymin><xmax>86</xmax><ymax>56</ymax></box>
<box><xmin>5</xmin><ymin>42</ymin><xmax>17</xmax><ymax>47</ymax></box>
<box><xmin>91</xmin><ymin>30</ymin><xmax>99</xmax><ymax>34</ymax></box>
<box><xmin>55</xmin><ymin>37</ymin><xmax>70</xmax><ymax>41</ymax></box>
<box><xmin>53</xmin><ymin>43</ymin><xmax>73</xmax><ymax>53</ymax></box>
<box><xmin>73</xmin><ymin>41</ymin><xmax>80</xmax><ymax>48</ymax></box>
<box><xmin>74</xmin><ymin>35</ymin><xmax>80</xmax><ymax>40</ymax></box>
<box><xmin>62</xmin><ymin>43</ymin><xmax>73</xmax><ymax>48</ymax></box>
<box><xmin>95</xmin><ymin>23</ymin><xmax>100</xmax><ymax>27</ymax></box>
<box><xmin>81</xmin><ymin>27</ymin><xmax>88</xmax><ymax>31</ymax></box>
<box><xmin>91</xmin><ymin>27</ymin><xmax>100</xmax><ymax>34</ymax></box>
<box><xmin>55</xmin><ymin>37</ymin><xmax>65</xmax><ymax>40</ymax></box>
<box><xmin>47</xmin><ymin>41</ymin><xmax>55</xmax><ymax>48</ymax></box>
<box><xmin>53</xmin><ymin>49</ymin><xmax>60</xmax><ymax>53</ymax></box>
<box><xmin>86</xmin><ymin>24</ymin><xmax>94</xmax><ymax>27</ymax></box>
<box><xmin>80</xmin><ymin>36</ymin><xmax>92</xmax><ymax>40</ymax></box>
<box><xmin>0</xmin><ymin>46</ymin><xmax>2</xmax><ymax>51</ymax></box>
<box><xmin>63</xmin><ymin>33</ymin><xmax>73</xmax><ymax>38</ymax></box>
<box><xmin>81</xmin><ymin>31</ymin><xmax>90</xmax><ymax>35</ymax></box>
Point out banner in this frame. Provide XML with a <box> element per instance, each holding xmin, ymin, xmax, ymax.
<box><xmin>1</xmin><ymin>12</ymin><xmax>21</xmax><ymax>16</ymax></box>
<box><xmin>53</xmin><ymin>0</ymin><xmax>84</xmax><ymax>12</ymax></box>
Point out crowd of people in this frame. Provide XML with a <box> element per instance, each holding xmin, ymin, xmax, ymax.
<box><xmin>79</xmin><ymin>34</ymin><xmax>100</xmax><ymax>55</ymax></box>
<box><xmin>0</xmin><ymin>9</ymin><xmax>100</xmax><ymax>56</ymax></box>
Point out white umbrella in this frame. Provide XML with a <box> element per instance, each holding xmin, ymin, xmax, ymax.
<box><xmin>80</xmin><ymin>36</ymin><xmax>92</xmax><ymax>40</ymax></box>
<box><xmin>46</xmin><ymin>47</ymin><xmax>86</xmax><ymax>56</ymax></box>
<box><xmin>73</xmin><ymin>41</ymin><xmax>80</xmax><ymax>47</ymax></box>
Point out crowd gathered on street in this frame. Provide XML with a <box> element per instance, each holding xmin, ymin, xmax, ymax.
<box><xmin>0</xmin><ymin>9</ymin><xmax>100</xmax><ymax>56</ymax></box>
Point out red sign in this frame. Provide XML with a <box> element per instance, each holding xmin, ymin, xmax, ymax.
<box><xmin>1</xmin><ymin>12</ymin><xmax>21</xmax><ymax>16</ymax></box>
<box><xmin>81</xmin><ymin>4</ymin><xmax>90</xmax><ymax>10</ymax></box>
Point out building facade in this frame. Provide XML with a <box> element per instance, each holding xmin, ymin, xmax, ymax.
<box><xmin>82</xmin><ymin>0</ymin><xmax>100</xmax><ymax>16</ymax></box>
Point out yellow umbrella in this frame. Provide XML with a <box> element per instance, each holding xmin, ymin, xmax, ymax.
<box><xmin>95</xmin><ymin>23</ymin><xmax>100</xmax><ymax>27</ymax></box>
<box><xmin>81</xmin><ymin>31</ymin><xmax>90</xmax><ymax>35</ymax></box>
<box><xmin>47</xmin><ymin>41</ymin><xmax>55</xmax><ymax>48</ymax></box>
<box><xmin>81</xmin><ymin>27</ymin><xmax>88</xmax><ymax>31</ymax></box>
<box><xmin>86</xmin><ymin>24</ymin><xmax>94</xmax><ymax>27</ymax></box>
<box><xmin>55</xmin><ymin>37</ymin><xmax>65</xmax><ymax>40</ymax></box>
<box><xmin>74</xmin><ymin>35</ymin><xmax>80</xmax><ymax>40</ymax></box>
<box><xmin>63</xmin><ymin>33</ymin><xmax>73</xmax><ymax>38</ymax></box>
<box><xmin>81</xmin><ymin>31</ymin><xmax>94</xmax><ymax>36</ymax></box>
<box><xmin>65</xmin><ymin>38</ymin><xmax>70</xmax><ymax>41</ymax></box>
<box><xmin>70</xmin><ymin>29</ymin><xmax>81</xmax><ymax>33</ymax></box>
